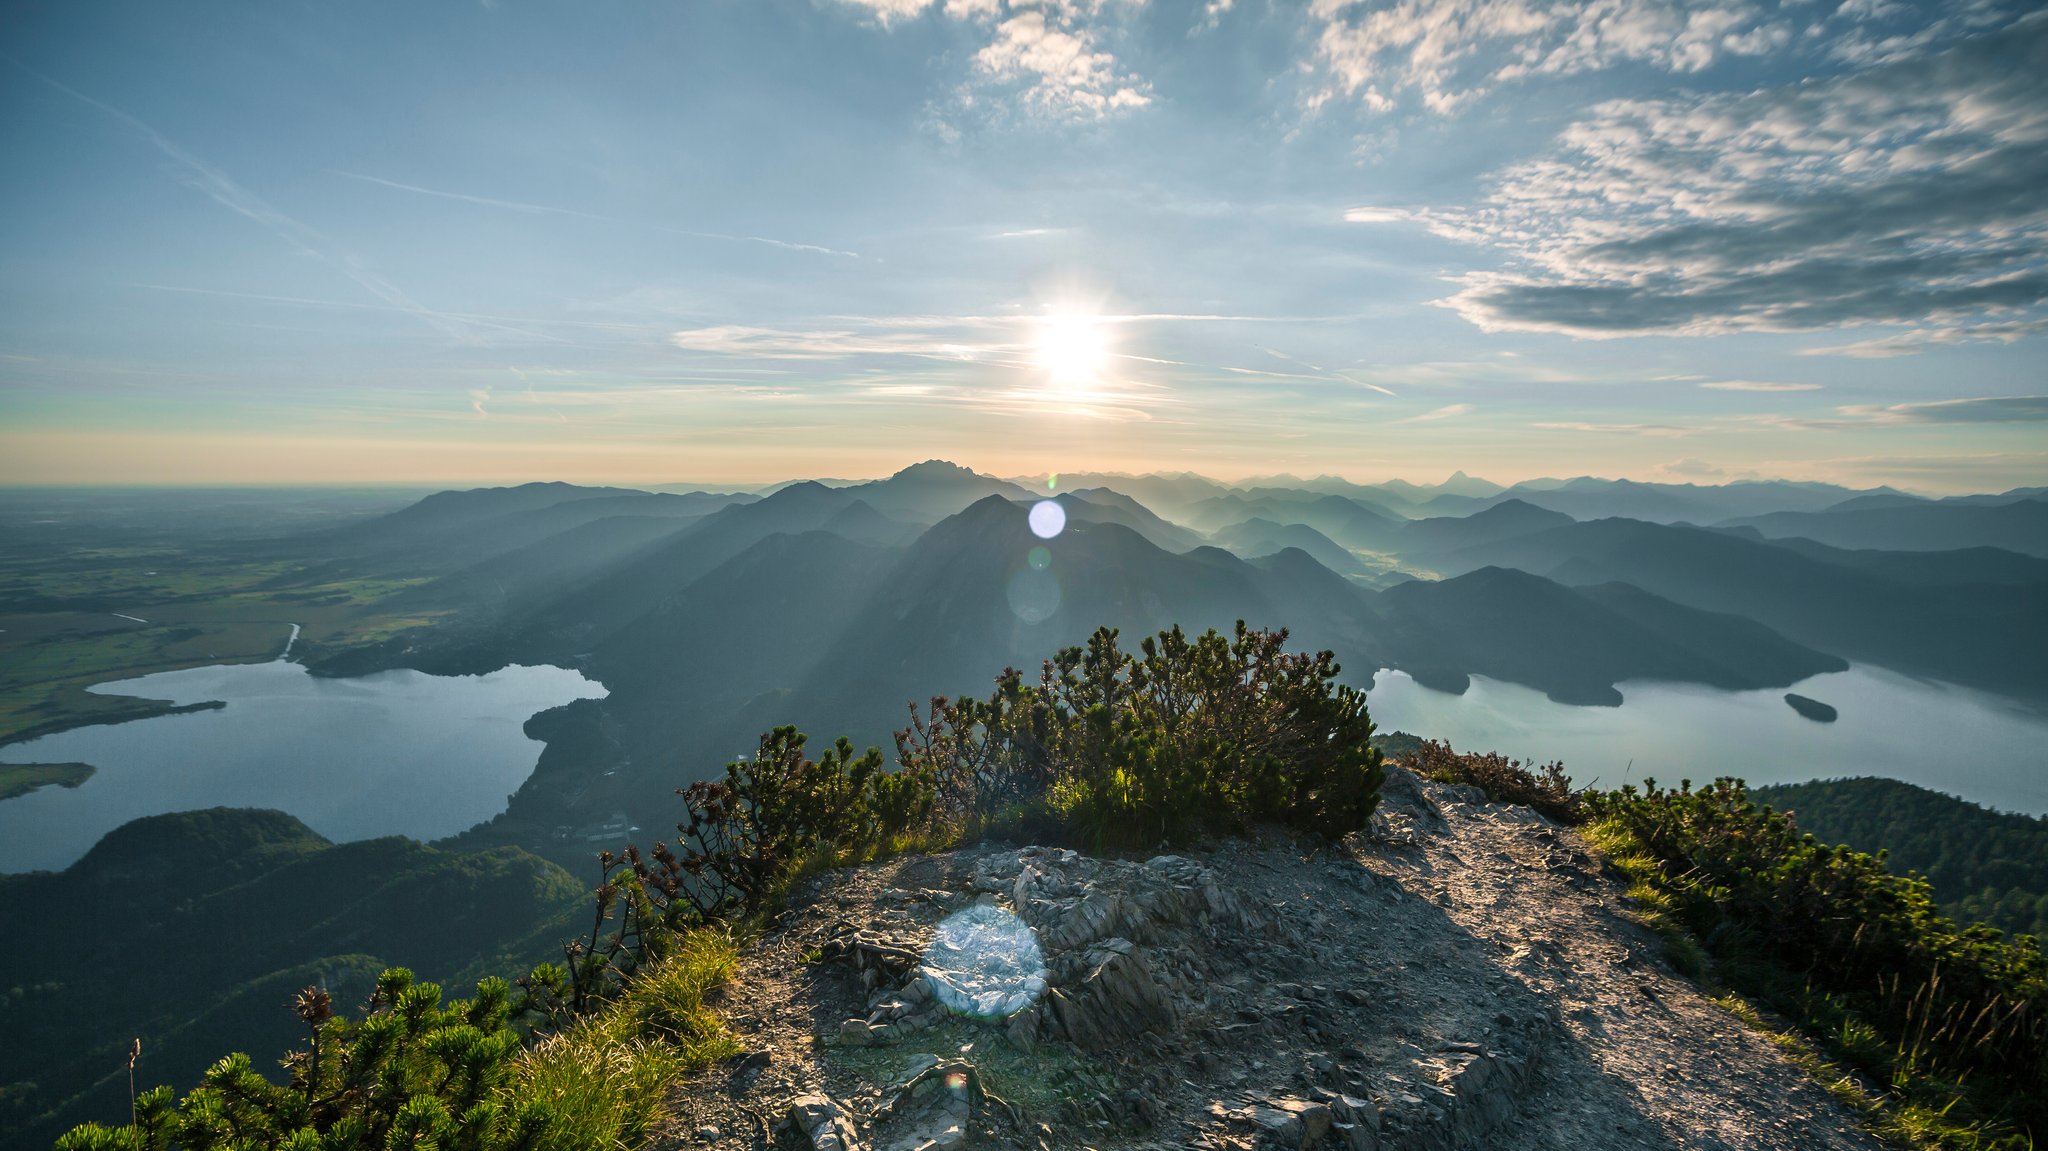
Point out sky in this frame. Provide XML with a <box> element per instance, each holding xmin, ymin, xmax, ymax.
<box><xmin>1</xmin><ymin>0</ymin><xmax>2043</xmax><ymax>492</ymax></box>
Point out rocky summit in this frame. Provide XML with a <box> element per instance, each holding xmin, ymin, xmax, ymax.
<box><xmin>650</xmin><ymin>770</ymin><xmax>1881</xmax><ymax>1151</ymax></box>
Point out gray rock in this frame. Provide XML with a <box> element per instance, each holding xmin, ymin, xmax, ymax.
<box><xmin>786</xmin><ymin>1094</ymin><xmax>862</xmax><ymax>1151</ymax></box>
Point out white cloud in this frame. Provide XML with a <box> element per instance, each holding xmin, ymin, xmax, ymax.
<box><xmin>837</xmin><ymin>0</ymin><xmax>938</xmax><ymax>25</ymax></box>
<box><xmin>1306</xmin><ymin>0</ymin><xmax>1793</xmax><ymax>115</ymax></box>
<box><xmin>1800</xmin><ymin>318</ymin><xmax>2048</xmax><ymax>358</ymax></box>
<box><xmin>1342</xmin><ymin>206</ymin><xmax>1412</xmax><ymax>224</ymax></box>
<box><xmin>836</xmin><ymin>0</ymin><xmax>1150</xmax><ymax>120</ymax></box>
<box><xmin>1304</xmin><ymin>0</ymin><xmax>2031</xmax><ymax>116</ymax></box>
<box><xmin>1533</xmin><ymin>421</ymin><xmax>1697</xmax><ymax>436</ymax></box>
<box><xmin>1656</xmin><ymin>457</ymin><xmax>1728</xmax><ymax>478</ymax></box>
<box><xmin>670</xmin><ymin>323</ymin><xmax>1003</xmax><ymax>361</ymax></box>
<box><xmin>1400</xmin><ymin>403</ymin><xmax>1473</xmax><ymax>422</ymax></box>
<box><xmin>1837</xmin><ymin>396</ymin><xmax>2048</xmax><ymax>424</ymax></box>
<box><xmin>974</xmin><ymin>10</ymin><xmax>1151</xmax><ymax>116</ymax></box>
<box><xmin>1426</xmin><ymin>16</ymin><xmax>2048</xmax><ymax>339</ymax></box>
<box><xmin>1699</xmin><ymin>380</ymin><xmax>1822</xmax><ymax>392</ymax></box>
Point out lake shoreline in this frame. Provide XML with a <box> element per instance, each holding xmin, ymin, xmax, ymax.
<box><xmin>1365</xmin><ymin>664</ymin><xmax>2048</xmax><ymax>816</ymax></box>
<box><xmin>0</xmin><ymin>659</ymin><xmax>606</xmax><ymax>873</ymax></box>
<box><xmin>0</xmin><ymin>698</ymin><xmax>228</xmax><ymax>752</ymax></box>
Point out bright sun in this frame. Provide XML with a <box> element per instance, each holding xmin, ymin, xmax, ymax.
<box><xmin>1033</xmin><ymin>311</ymin><xmax>1111</xmax><ymax>387</ymax></box>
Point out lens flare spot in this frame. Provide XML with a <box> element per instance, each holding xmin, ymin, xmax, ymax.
<box><xmin>919</xmin><ymin>903</ymin><xmax>1047</xmax><ymax>1019</ymax></box>
<box><xmin>1005</xmin><ymin>568</ymin><xmax>1061</xmax><ymax>623</ymax></box>
<box><xmin>1028</xmin><ymin>499</ymin><xmax>1066</xmax><ymax>539</ymax></box>
<box><xmin>1027</xmin><ymin>545</ymin><xmax>1052</xmax><ymax>571</ymax></box>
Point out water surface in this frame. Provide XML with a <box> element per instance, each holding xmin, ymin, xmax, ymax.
<box><xmin>1367</xmin><ymin>664</ymin><xmax>2048</xmax><ymax>814</ymax></box>
<box><xmin>0</xmin><ymin>660</ymin><xmax>605</xmax><ymax>872</ymax></box>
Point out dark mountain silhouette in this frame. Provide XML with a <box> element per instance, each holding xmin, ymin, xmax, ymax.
<box><xmin>1399</xmin><ymin>498</ymin><xmax>1575</xmax><ymax>554</ymax></box>
<box><xmin>1058</xmin><ymin>489</ymin><xmax>1207</xmax><ymax>552</ymax></box>
<box><xmin>1209</xmin><ymin>517</ymin><xmax>1369</xmax><ymax>575</ymax></box>
<box><xmin>841</xmin><ymin>459</ymin><xmax>1034</xmax><ymax>523</ymax></box>
<box><xmin>1017</xmin><ymin>471</ymin><xmax>1236</xmax><ymax>519</ymax></box>
<box><xmin>1372</xmin><ymin>567</ymin><xmax>1843</xmax><ymax>705</ymax></box>
<box><xmin>820</xmin><ymin>498</ymin><xmax>921</xmax><ymax>547</ymax></box>
<box><xmin>310</xmin><ymin>484</ymin><xmax>751</xmax><ymax>576</ymax></box>
<box><xmin>1721</xmin><ymin>499</ymin><xmax>2048</xmax><ymax>557</ymax></box>
<box><xmin>1750</xmin><ymin>536</ymin><xmax>2048</xmax><ymax>587</ymax></box>
<box><xmin>1444</xmin><ymin>518</ymin><xmax>2048</xmax><ymax>699</ymax></box>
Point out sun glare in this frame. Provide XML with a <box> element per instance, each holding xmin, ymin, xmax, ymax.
<box><xmin>1033</xmin><ymin>311</ymin><xmax>1111</xmax><ymax>388</ymax></box>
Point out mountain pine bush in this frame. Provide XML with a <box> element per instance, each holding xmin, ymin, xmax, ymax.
<box><xmin>1587</xmin><ymin>778</ymin><xmax>2047</xmax><ymax>1147</ymax></box>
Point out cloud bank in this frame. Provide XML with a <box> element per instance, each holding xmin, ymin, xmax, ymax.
<box><xmin>1425</xmin><ymin>14</ymin><xmax>2048</xmax><ymax>340</ymax></box>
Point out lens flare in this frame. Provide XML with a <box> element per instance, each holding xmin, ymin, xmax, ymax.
<box><xmin>1028</xmin><ymin>499</ymin><xmax>1066</xmax><ymax>539</ymax></box>
<box><xmin>920</xmin><ymin>903</ymin><xmax>1047</xmax><ymax>1019</ymax></box>
<box><xmin>1027</xmin><ymin>545</ymin><xmax>1051</xmax><ymax>571</ymax></box>
<box><xmin>1006</xmin><ymin>568</ymin><xmax>1060</xmax><ymax>623</ymax></box>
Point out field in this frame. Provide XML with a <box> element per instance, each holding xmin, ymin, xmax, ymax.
<box><xmin>0</xmin><ymin>488</ymin><xmax>435</xmax><ymax>747</ymax></box>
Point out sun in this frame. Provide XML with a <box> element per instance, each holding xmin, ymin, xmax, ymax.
<box><xmin>1033</xmin><ymin>311</ymin><xmax>1111</xmax><ymax>388</ymax></box>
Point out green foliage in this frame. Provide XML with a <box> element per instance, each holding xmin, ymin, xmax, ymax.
<box><xmin>53</xmin><ymin>970</ymin><xmax>549</xmax><ymax>1151</ymax></box>
<box><xmin>54</xmin><ymin>935</ymin><xmax>744</xmax><ymax>1151</ymax></box>
<box><xmin>1398</xmin><ymin>739</ymin><xmax>1583</xmax><ymax>825</ymax></box>
<box><xmin>646</xmin><ymin>623</ymin><xmax>1383</xmax><ymax>928</ymax></box>
<box><xmin>1586</xmin><ymin>777</ymin><xmax>2048</xmax><ymax>1147</ymax></box>
<box><xmin>674</xmin><ymin>727</ymin><xmax>912</xmax><ymax>917</ymax></box>
<box><xmin>0</xmin><ymin>810</ymin><xmax>588</xmax><ymax>1148</ymax></box>
<box><xmin>893</xmin><ymin>622</ymin><xmax>1384</xmax><ymax>848</ymax></box>
<box><xmin>1752</xmin><ymin>778</ymin><xmax>2048</xmax><ymax>941</ymax></box>
<box><xmin>1000</xmin><ymin>623</ymin><xmax>1385</xmax><ymax>848</ymax></box>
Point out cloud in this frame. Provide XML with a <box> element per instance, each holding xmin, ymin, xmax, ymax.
<box><xmin>1400</xmin><ymin>403</ymin><xmax>1473</xmax><ymax>422</ymax></box>
<box><xmin>1343</xmin><ymin>206</ymin><xmax>1412</xmax><ymax>224</ymax></box>
<box><xmin>834</xmin><ymin>0</ymin><xmax>1150</xmax><ymax>121</ymax></box>
<box><xmin>1656</xmin><ymin>457</ymin><xmax>1727</xmax><ymax>478</ymax></box>
<box><xmin>1428</xmin><ymin>15</ymin><xmax>2048</xmax><ymax>340</ymax></box>
<box><xmin>1699</xmin><ymin>380</ymin><xmax>1822</xmax><ymax>392</ymax></box>
<box><xmin>670</xmin><ymin>323</ymin><xmax>1001</xmax><ymax>361</ymax></box>
<box><xmin>837</xmin><ymin>0</ymin><xmax>939</xmax><ymax>25</ymax></box>
<box><xmin>973</xmin><ymin>9</ymin><xmax>1151</xmax><ymax>116</ymax></box>
<box><xmin>1799</xmin><ymin>318</ymin><xmax>2048</xmax><ymax>358</ymax></box>
<box><xmin>1838</xmin><ymin>395</ymin><xmax>2048</xmax><ymax>424</ymax></box>
<box><xmin>1533</xmin><ymin>421</ymin><xmax>1696</xmax><ymax>436</ymax></box>
<box><xmin>1306</xmin><ymin>0</ymin><xmax>1796</xmax><ymax>115</ymax></box>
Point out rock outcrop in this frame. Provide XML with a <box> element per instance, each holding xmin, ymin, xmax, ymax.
<box><xmin>654</xmin><ymin>769</ymin><xmax>1885</xmax><ymax>1151</ymax></box>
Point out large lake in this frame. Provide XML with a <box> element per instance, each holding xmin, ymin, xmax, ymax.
<box><xmin>1366</xmin><ymin>664</ymin><xmax>2048</xmax><ymax>815</ymax></box>
<box><xmin>0</xmin><ymin>660</ymin><xmax>606</xmax><ymax>873</ymax></box>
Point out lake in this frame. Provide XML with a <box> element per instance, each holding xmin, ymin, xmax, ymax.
<box><xmin>1366</xmin><ymin>664</ymin><xmax>2048</xmax><ymax>815</ymax></box>
<box><xmin>0</xmin><ymin>660</ymin><xmax>606</xmax><ymax>873</ymax></box>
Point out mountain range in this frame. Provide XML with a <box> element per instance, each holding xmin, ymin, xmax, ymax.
<box><xmin>275</xmin><ymin>461</ymin><xmax>2048</xmax><ymax>873</ymax></box>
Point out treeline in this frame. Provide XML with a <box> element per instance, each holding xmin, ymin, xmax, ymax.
<box><xmin>1752</xmin><ymin>777</ymin><xmax>2048</xmax><ymax>941</ymax></box>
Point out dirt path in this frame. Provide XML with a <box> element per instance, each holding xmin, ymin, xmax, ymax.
<box><xmin>1362</xmin><ymin>772</ymin><xmax>1882</xmax><ymax>1150</ymax></box>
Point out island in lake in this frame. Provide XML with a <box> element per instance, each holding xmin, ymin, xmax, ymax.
<box><xmin>1785</xmin><ymin>693</ymin><xmax>1839</xmax><ymax>723</ymax></box>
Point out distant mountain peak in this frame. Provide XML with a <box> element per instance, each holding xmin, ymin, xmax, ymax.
<box><xmin>890</xmin><ymin>459</ymin><xmax>979</xmax><ymax>483</ymax></box>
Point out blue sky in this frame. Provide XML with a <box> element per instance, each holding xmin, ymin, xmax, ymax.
<box><xmin>1</xmin><ymin>0</ymin><xmax>2043</xmax><ymax>491</ymax></box>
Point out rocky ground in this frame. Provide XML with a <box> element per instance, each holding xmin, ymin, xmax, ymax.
<box><xmin>649</xmin><ymin>769</ymin><xmax>1886</xmax><ymax>1151</ymax></box>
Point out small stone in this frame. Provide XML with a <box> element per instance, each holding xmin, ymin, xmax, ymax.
<box><xmin>839</xmin><ymin>1018</ymin><xmax>874</xmax><ymax>1046</ymax></box>
<box><xmin>695</xmin><ymin>1125</ymin><xmax>720</xmax><ymax>1143</ymax></box>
